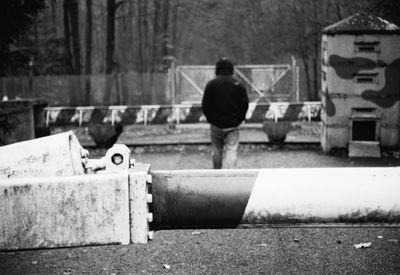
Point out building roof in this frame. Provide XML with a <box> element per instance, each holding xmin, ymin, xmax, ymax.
<box><xmin>323</xmin><ymin>13</ymin><xmax>400</xmax><ymax>35</ymax></box>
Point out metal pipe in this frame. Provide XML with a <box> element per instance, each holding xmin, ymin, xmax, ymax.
<box><xmin>151</xmin><ymin>168</ymin><xmax>400</xmax><ymax>229</ymax></box>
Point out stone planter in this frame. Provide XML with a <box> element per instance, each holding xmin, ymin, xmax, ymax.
<box><xmin>262</xmin><ymin>121</ymin><xmax>292</xmax><ymax>143</ymax></box>
<box><xmin>89</xmin><ymin>123</ymin><xmax>123</xmax><ymax>149</ymax></box>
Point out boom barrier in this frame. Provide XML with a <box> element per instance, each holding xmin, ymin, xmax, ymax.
<box><xmin>0</xmin><ymin>132</ymin><xmax>399</xmax><ymax>251</ymax></box>
<box><xmin>42</xmin><ymin>102</ymin><xmax>321</xmax><ymax>127</ymax></box>
<box><xmin>151</xmin><ymin>168</ymin><xmax>400</xmax><ymax>229</ymax></box>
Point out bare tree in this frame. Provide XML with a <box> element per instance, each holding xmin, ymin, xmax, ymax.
<box><xmin>63</xmin><ymin>0</ymin><xmax>73</xmax><ymax>73</ymax></box>
<box><xmin>106</xmin><ymin>0</ymin><xmax>117</xmax><ymax>75</ymax></box>
<box><xmin>85</xmin><ymin>0</ymin><xmax>93</xmax><ymax>105</ymax></box>
<box><xmin>63</xmin><ymin>0</ymin><xmax>81</xmax><ymax>74</ymax></box>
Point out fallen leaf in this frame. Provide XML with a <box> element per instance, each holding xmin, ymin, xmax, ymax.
<box><xmin>354</xmin><ymin>242</ymin><xmax>372</xmax><ymax>249</ymax></box>
<box><xmin>31</xmin><ymin>261</ymin><xmax>38</xmax><ymax>265</ymax></box>
<box><xmin>63</xmin><ymin>268</ymin><xmax>73</xmax><ymax>275</ymax></box>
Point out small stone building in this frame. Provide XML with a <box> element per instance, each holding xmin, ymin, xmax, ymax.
<box><xmin>321</xmin><ymin>13</ymin><xmax>400</xmax><ymax>156</ymax></box>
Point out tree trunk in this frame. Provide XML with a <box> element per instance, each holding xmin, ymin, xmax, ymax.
<box><xmin>143</xmin><ymin>1</ymin><xmax>150</xmax><ymax>73</ymax></box>
<box><xmin>303</xmin><ymin>57</ymin><xmax>312</xmax><ymax>101</ymax></box>
<box><xmin>85</xmin><ymin>0</ymin><xmax>92</xmax><ymax>105</ymax></box>
<box><xmin>171</xmin><ymin>1</ymin><xmax>179</xmax><ymax>54</ymax></box>
<box><xmin>137</xmin><ymin>0</ymin><xmax>143</xmax><ymax>73</ymax></box>
<box><xmin>0</xmin><ymin>42</ymin><xmax>9</xmax><ymax>76</ymax></box>
<box><xmin>104</xmin><ymin>0</ymin><xmax>117</xmax><ymax>104</ymax></box>
<box><xmin>69</xmin><ymin>0</ymin><xmax>81</xmax><ymax>74</ymax></box>
<box><xmin>152</xmin><ymin>0</ymin><xmax>161</xmax><ymax>72</ymax></box>
<box><xmin>312</xmin><ymin>0</ymin><xmax>320</xmax><ymax>100</ymax></box>
<box><xmin>161</xmin><ymin>0</ymin><xmax>171</xmax><ymax>71</ymax></box>
<box><xmin>63</xmin><ymin>0</ymin><xmax>73</xmax><ymax>74</ymax></box>
<box><xmin>106</xmin><ymin>0</ymin><xmax>116</xmax><ymax>74</ymax></box>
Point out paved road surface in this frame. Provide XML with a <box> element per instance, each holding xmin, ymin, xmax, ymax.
<box><xmin>1</xmin><ymin>227</ymin><xmax>400</xmax><ymax>274</ymax></box>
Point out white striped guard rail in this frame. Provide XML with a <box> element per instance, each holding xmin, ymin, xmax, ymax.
<box><xmin>42</xmin><ymin>102</ymin><xmax>322</xmax><ymax>126</ymax></box>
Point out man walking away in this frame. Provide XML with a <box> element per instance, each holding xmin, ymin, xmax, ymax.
<box><xmin>201</xmin><ymin>58</ymin><xmax>249</xmax><ymax>169</ymax></box>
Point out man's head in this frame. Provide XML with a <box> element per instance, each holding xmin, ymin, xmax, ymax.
<box><xmin>215</xmin><ymin>57</ymin><xmax>234</xmax><ymax>76</ymax></box>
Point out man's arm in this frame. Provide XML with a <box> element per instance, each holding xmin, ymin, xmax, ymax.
<box><xmin>239</xmin><ymin>85</ymin><xmax>249</xmax><ymax>121</ymax></box>
<box><xmin>201</xmin><ymin>82</ymin><xmax>212</xmax><ymax>118</ymax></box>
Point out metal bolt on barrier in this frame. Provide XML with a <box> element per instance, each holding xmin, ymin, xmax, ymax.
<box><xmin>147</xmin><ymin>213</ymin><xmax>154</xmax><ymax>223</ymax></box>
<box><xmin>105</xmin><ymin>144</ymin><xmax>131</xmax><ymax>171</ymax></box>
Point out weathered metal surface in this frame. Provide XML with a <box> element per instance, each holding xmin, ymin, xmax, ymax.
<box><xmin>0</xmin><ymin>172</ymin><xmax>130</xmax><ymax>251</ymax></box>
<box><xmin>321</xmin><ymin>14</ymin><xmax>400</xmax><ymax>153</ymax></box>
<box><xmin>151</xmin><ymin>169</ymin><xmax>259</xmax><ymax>229</ymax></box>
<box><xmin>152</xmin><ymin>167</ymin><xmax>400</xmax><ymax>229</ymax></box>
<box><xmin>240</xmin><ymin>168</ymin><xmax>400</xmax><ymax>224</ymax></box>
<box><xmin>0</xmin><ymin>131</ymin><xmax>85</xmax><ymax>179</ymax></box>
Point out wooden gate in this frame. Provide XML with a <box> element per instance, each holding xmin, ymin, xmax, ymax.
<box><xmin>172</xmin><ymin>58</ymin><xmax>299</xmax><ymax>104</ymax></box>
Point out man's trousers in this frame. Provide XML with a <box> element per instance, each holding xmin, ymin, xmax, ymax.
<box><xmin>210</xmin><ymin>124</ymin><xmax>239</xmax><ymax>169</ymax></box>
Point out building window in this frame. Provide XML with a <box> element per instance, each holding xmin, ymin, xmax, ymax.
<box><xmin>354</xmin><ymin>73</ymin><xmax>378</xmax><ymax>84</ymax></box>
<box><xmin>354</xmin><ymin>41</ymin><xmax>380</xmax><ymax>53</ymax></box>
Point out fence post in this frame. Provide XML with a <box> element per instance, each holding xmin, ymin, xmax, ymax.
<box><xmin>296</xmin><ymin>66</ymin><xmax>300</xmax><ymax>102</ymax></box>
<box><xmin>1</xmin><ymin>78</ymin><xmax>6</xmax><ymax>99</ymax></box>
<box><xmin>170</xmin><ymin>59</ymin><xmax>176</xmax><ymax>105</ymax></box>
<box><xmin>291</xmin><ymin>56</ymin><xmax>300</xmax><ymax>102</ymax></box>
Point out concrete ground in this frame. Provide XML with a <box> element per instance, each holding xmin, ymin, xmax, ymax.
<box><xmin>54</xmin><ymin>122</ymin><xmax>321</xmax><ymax>146</ymax></box>
<box><xmin>1</xmin><ymin>228</ymin><xmax>400</xmax><ymax>274</ymax></box>
<box><xmin>1</xmin><ymin>123</ymin><xmax>400</xmax><ymax>274</ymax></box>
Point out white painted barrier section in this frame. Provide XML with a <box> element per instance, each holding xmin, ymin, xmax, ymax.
<box><xmin>0</xmin><ymin>131</ymin><xmax>85</xmax><ymax>179</ymax></box>
<box><xmin>0</xmin><ymin>173</ymin><xmax>130</xmax><ymax>251</ymax></box>
<box><xmin>242</xmin><ymin>167</ymin><xmax>400</xmax><ymax>223</ymax></box>
<box><xmin>152</xmin><ymin>167</ymin><xmax>400</xmax><ymax>228</ymax></box>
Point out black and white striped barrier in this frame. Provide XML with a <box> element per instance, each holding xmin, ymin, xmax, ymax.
<box><xmin>1</xmin><ymin>133</ymin><xmax>399</xmax><ymax>251</ymax></box>
<box><xmin>42</xmin><ymin>102</ymin><xmax>321</xmax><ymax>127</ymax></box>
<box><xmin>151</xmin><ymin>169</ymin><xmax>400</xmax><ymax>229</ymax></box>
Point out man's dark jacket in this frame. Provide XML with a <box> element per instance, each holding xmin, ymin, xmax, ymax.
<box><xmin>202</xmin><ymin>74</ymin><xmax>249</xmax><ymax>129</ymax></box>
